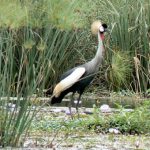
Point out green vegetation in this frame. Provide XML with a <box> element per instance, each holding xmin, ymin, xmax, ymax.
<box><xmin>0</xmin><ymin>0</ymin><xmax>149</xmax><ymax>94</ymax></box>
<box><xmin>0</xmin><ymin>0</ymin><xmax>150</xmax><ymax>147</ymax></box>
<box><xmin>106</xmin><ymin>51</ymin><xmax>132</xmax><ymax>90</ymax></box>
<box><xmin>0</xmin><ymin>0</ymin><xmax>88</xmax><ymax>29</ymax></box>
<box><xmin>96</xmin><ymin>0</ymin><xmax>150</xmax><ymax>92</ymax></box>
<box><xmin>96</xmin><ymin>102</ymin><xmax>150</xmax><ymax>134</ymax></box>
<box><xmin>30</xmin><ymin>100</ymin><xmax>150</xmax><ymax>135</ymax></box>
<box><xmin>0</xmin><ymin>0</ymin><xmax>88</xmax><ymax>147</ymax></box>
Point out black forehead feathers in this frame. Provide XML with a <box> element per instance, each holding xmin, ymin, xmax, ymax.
<box><xmin>102</xmin><ymin>23</ymin><xmax>107</xmax><ymax>29</ymax></box>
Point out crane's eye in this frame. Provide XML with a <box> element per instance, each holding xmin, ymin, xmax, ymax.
<box><xmin>99</xmin><ymin>23</ymin><xmax>107</xmax><ymax>33</ymax></box>
<box><xmin>102</xmin><ymin>23</ymin><xmax>107</xmax><ymax>30</ymax></box>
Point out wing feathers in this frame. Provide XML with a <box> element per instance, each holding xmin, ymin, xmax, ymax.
<box><xmin>53</xmin><ymin>67</ymin><xmax>85</xmax><ymax>97</ymax></box>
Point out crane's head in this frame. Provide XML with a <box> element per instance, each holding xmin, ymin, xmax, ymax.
<box><xmin>91</xmin><ymin>21</ymin><xmax>107</xmax><ymax>41</ymax></box>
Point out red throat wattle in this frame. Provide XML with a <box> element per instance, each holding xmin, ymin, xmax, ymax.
<box><xmin>100</xmin><ymin>33</ymin><xmax>105</xmax><ymax>40</ymax></box>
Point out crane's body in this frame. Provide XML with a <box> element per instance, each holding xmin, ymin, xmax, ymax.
<box><xmin>50</xmin><ymin>21</ymin><xmax>107</xmax><ymax>111</ymax></box>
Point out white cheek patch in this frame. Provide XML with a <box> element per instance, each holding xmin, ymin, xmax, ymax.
<box><xmin>99</xmin><ymin>26</ymin><xmax>104</xmax><ymax>32</ymax></box>
<box><xmin>53</xmin><ymin>67</ymin><xmax>86</xmax><ymax>97</ymax></box>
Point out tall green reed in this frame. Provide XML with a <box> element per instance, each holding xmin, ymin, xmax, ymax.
<box><xmin>0</xmin><ymin>0</ymin><xmax>89</xmax><ymax>147</ymax></box>
<box><xmin>0</xmin><ymin>26</ymin><xmax>77</xmax><ymax>147</ymax></box>
<box><xmin>95</xmin><ymin>0</ymin><xmax>150</xmax><ymax>92</ymax></box>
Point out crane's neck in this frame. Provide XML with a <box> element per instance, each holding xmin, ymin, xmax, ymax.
<box><xmin>96</xmin><ymin>34</ymin><xmax>103</xmax><ymax>59</ymax></box>
<box><xmin>91</xmin><ymin>33</ymin><xmax>104</xmax><ymax>67</ymax></box>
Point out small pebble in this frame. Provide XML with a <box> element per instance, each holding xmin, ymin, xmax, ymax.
<box><xmin>135</xmin><ymin>140</ymin><xmax>140</xmax><ymax>149</ymax></box>
<box><xmin>66</xmin><ymin>110</ymin><xmax>71</xmax><ymax>115</ymax></box>
<box><xmin>8</xmin><ymin>103</ymin><xmax>16</xmax><ymax>108</ymax></box>
<box><xmin>53</xmin><ymin>109</ymin><xmax>62</xmax><ymax>113</ymax></box>
<box><xmin>100</xmin><ymin>104</ymin><xmax>111</xmax><ymax>113</ymax></box>
<box><xmin>74</xmin><ymin>100</ymin><xmax>82</xmax><ymax>104</ymax></box>
<box><xmin>109</xmin><ymin>128</ymin><xmax>120</xmax><ymax>134</ymax></box>
<box><xmin>84</xmin><ymin>111</ymin><xmax>93</xmax><ymax>115</ymax></box>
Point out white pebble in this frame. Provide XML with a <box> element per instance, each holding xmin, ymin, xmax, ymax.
<box><xmin>135</xmin><ymin>140</ymin><xmax>140</xmax><ymax>148</ymax></box>
<box><xmin>109</xmin><ymin>128</ymin><xmax>114</xmax><ymax>133</ymax></box>
<box><xmin>74</xmin><ymin>100</ymin><xmax>82</xmax><ymax>104</ymax></box>
<box><xmin>53</xmin><ymin>109</ymin><xmax>62</xmax><ymax>113</ymax></box>
<box><xmin>100</xmin><ymin>104</ymin><xmax>111</xmax><ymax>113</ymax></box>
<box><xmin>109</xmin><ymin>128</ymin><xmax>120</xmax><ymax>134</ymax></box>
<box><xmin>113</xmin><ymin>128</ymin><xmax>120</xmax><ymax>134</ymax></box>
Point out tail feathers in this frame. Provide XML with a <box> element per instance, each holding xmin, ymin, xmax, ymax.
<box><xmin>51</xmin><ymin>96</ymin><xmax>62</xmax><ymax>104</ymax></box>
<box><xmin>50</xmin><ymin>89</ymin><xmax>68</xmax><ymax>105</ymax></box>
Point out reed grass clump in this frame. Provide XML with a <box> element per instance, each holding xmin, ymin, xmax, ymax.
<box><xmin>0</xmin><ymin>0</ymin><xmax>89</xmax><ymax>147</ymax></box>
<box><xmin>93</xmin><ymin>0</ymin><xmax>150</xmax><ymax>92</ymax></box>
<box><xmin>0</xmin><ymin>0</ymin><xmax>150</xmax><ymax>147</ymax></box>
<box><xmin>106</xmin><ymin>51</ymin><xmax>132</xmax><ymax>90</ymax></box>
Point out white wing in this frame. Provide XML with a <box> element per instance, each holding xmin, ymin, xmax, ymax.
<box><xmin>53</xmin><ymin>67</ymin><xmax>85</xmax><ymax>97</ymax></box>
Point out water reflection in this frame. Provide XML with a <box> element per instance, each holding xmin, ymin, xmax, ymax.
<box><xmin>53</xmin><ymin>96</ymin><xmax>143</xmax><ymax>108</ymax></box>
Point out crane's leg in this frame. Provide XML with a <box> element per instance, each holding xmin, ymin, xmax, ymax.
<box><xmin>68</xmin><ymin>93</ymin><xmax>74</xmax><ymax>119</ymax></box>
<box><xmin>76</xmin><ymin>94</ymin><xmax>82</xmax><ymax>118</ymax></box>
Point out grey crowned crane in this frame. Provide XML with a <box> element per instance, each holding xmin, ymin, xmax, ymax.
<box><xmin>50</xmin><ymin>21</ymin><xmax>107</xmax><ymax>114</ymax></box>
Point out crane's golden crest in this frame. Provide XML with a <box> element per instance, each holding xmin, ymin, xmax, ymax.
<box><xmin>91</xmin><ymin>20</ymin><xmax>102</xmax><ymax>35</ymax></box>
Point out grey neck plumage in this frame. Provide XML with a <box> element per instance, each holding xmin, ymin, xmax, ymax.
<box><xmin>90</xmin><ymin>33</ymin><xmax>104</xmax><ymax>70</ymax></box>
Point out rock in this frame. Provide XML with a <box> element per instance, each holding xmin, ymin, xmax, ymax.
<box><xmin>135</xmin><ymin>140</ymin><xmax>140</xmax><ymax>149</ymax></box>
<box><xmin>109</xmin><ymin>128</ymin><xmax>120</xmax><ymax>134</ymax></box>
<box><xmin>109</xmin><ymin>128</ymin><xmax>114</xmax><ymax>133</ymax></box>
<box><xmin>8</xmin><ymin>103</ymin><xmax>16</xmax><ymax>108</ymax></box>
<box><xmin>113</xmin><ymin>128</ymin><xmax>120</xmax><ymax>134</ymax></box>
<box><xmin>7</xmin><ymin>103</ymin><xmax>16</xmax><ymax>111</ymax></box>
<box><xmin>65</xmin><ymin>110</ymin><xmax>75</xmax><ymax>115</ymax></box>
<box><xmin>74</xmin><ymin>100</ymin><xmax>82</xmax><ymax>104</ymax></box>
<box><xmin>53</xmin><ymin>108</ymin><xmax>62</xmax><ymax>113</ymax></box>
<box><xmin>84</xmin><ymin>111</ymin><xmax>93</xmax><ymax>115</ymax></box>
<box><xmin>100</xmin><ymin>104</ymin><xmax>111</xmax><ymax>113</ymax></box>
<box><xmin>23</xmin><ymin>139</ymin><xmax>36</xmax><ymax>148</ymax></box>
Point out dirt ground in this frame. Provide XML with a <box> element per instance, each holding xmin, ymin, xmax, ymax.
<box><xmin>21</xmin><ymin>106</ymin><xmax>150</xmax><ymax>150</ymax></box>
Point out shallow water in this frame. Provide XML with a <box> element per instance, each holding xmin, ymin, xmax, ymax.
<box><xmin>55</xmin><ymin>95</ymin><xmax>144</xmax><ymax>109</ymax></box>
